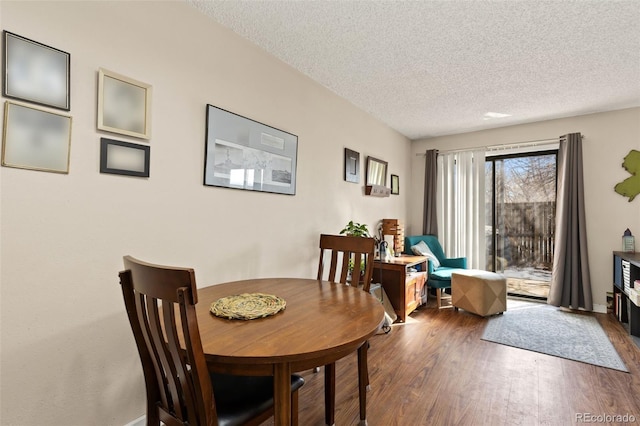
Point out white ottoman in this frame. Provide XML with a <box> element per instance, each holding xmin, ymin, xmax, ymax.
<box><xmin>452</xmin><ymin>270</ymin><xmax>507</xmax><ymax>317</ymax></box>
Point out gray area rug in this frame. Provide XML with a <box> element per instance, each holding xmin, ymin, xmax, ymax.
<box><xmin>482</xmin><ymin>304</ymin><xmax>628</xmax><ymax>372</ymax></box>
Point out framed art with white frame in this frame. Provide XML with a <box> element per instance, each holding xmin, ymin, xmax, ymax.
<box><xmin>100</xmin><ymin>137</ymin><xmax>150</xmax><ymax>177</ymax></box>
<box><xmin>97</xmin><ymin>68</ymin><xmax>151</xmax><ymax>139</ymax></box>
<box><xmin>2</xmin><ymin>101</ymin><xmax>72</xmax><ymax>173</ymax></box>
<box><xmin>2</xmin><ymin>30</ymin><xmax>71</xmax><ymax>111</ymax></box>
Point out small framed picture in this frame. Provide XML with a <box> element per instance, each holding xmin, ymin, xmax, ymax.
<box><xmin>97</xmin><ymin>68</ymin><xmax>151</xmax><ymax>139</ymax></box>
<box><xmin>391</xmin><ymin>174</ymin><xmax>399</xmax><ymax>195</ymax></box>
<box><xmin>2</xmin><ymin>101</ymin><xmax>72</xmax><ymax>173</ymax></box>
<box><xmin>100</xmin><ymin>138</ymin><xmax>150</xmax><ymax>177</ymax></box>
<box><xmin>344</xmin><ymin>148</ymin><xmax>360</xmax><ymax>183</ymax></box>
<box><xmin>2</xmin><ymin>31</ymin><xmax>71</xmax><ymax>111</ymax></box>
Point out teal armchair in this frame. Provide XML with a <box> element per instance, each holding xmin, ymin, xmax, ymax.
<box><xmin>404</xmin><ymin>235</ymin><xmax>467</xmax><ymax>307</ymax></box>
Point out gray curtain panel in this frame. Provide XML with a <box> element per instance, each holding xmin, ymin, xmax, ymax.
<box><xmin>423</xmin><ymin>149</ymin><xmax>438</xmax><ymax>236</ymax></box>
<box><xmin>548</xmin><ymin>133</ymin><xmax>593</xmax><ymax>310</ymax></box>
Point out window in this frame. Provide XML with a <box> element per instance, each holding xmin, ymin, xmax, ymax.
<box><xmin>485</xmin><ymin>150</ymin><xmax>557</xmax><ymax>300</ymax></box>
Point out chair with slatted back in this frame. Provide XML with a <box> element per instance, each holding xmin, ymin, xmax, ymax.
<box><xmin>316</xmin><ymin>234</ymin><xmax>376</xmax><ymax>426</ymax></box>
<box><xmin>119</xmin><ymin>255</ymin><xmax>304</xmax><ymax>426</ymax></box>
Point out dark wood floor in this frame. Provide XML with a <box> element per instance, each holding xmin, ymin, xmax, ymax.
<box><xmin>265</xmin><ymin>298</ymin><xmax>640</xmax><ymax>425</ymax></box>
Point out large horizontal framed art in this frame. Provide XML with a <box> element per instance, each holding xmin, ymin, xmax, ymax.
<box><xmin>2</xmin><ymin>30</ymin><xmax>71</xmax><ymax>111</ymax></box>
<box><xmin>100</xmin><ymin>138</ymin><xmax>150</xmax><ymax>178</ymax></box>
<box><xmin>97</xmin><ymin>68</ymin><xmax>151</xmax><ymax>139</ymax></box>
<box><xmin>2</xmin><ymin>101</ymin><xmax>72</xmax><ymax>173</ymax></box>
<box><xmin>204</xmin><ymin>104</ymin><xmax>298</xmax><ymax>195</ymax></box>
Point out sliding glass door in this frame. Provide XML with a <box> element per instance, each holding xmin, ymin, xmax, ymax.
<box><xmin>485</xmin><ymin>151</ymin><xmax>557</xmax><ymax>300</ymax></box>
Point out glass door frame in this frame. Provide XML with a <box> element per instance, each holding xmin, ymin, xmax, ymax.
<box><xmin>485</xmin><ymin>149</ymin><xmax>558</xmax><ymax>282</ymax></box>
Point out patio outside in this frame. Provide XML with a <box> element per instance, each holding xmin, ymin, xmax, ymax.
<box><xmin>503</xmin><ymin>267</ymin><xmax>551</xmax><ymax>299</ymax></box>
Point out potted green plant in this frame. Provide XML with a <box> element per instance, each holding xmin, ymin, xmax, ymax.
<box><xmin>340</xmin><ymin>220</ymin><xmax>371</xmax><ymax>237</ymax></box>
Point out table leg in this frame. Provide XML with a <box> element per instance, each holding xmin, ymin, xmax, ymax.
<box><xmin>274</xmin><ymin>363</ymin><xmax>292</xmax><ymax>426</ymax></box>
<box><xmin>324</xmin><ymin>363</ymin><xmax>336</xmax><ymax>426</ymax></box>
<box><xmin>357</xmin><ymin>343</ymin><xmax>368</xmax><ymax>425</ymax></box>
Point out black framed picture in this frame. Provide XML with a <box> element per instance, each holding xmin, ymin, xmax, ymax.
<box><xmin>2</xmin><ymin>31</ymin><xmax>70</xmax><ymax>111</ymax></box>
<box><xmin>391</xmin><ymin>174</ymin><xmax>399</xmax><ymax>195</ymax></box>
<box><xmin>100</xmin><ymin>138</ymin><xmax>150</xmax><ymax>177</ymax></box>
<box><xmin>344</xmin><ymin>148</ymin><xmax>360</xmax><ymax>183</ymax></box>
<box><xmin>204</xmin><ymin>104</ymin><xmax>298</xmax><ymax>195</ymax></box>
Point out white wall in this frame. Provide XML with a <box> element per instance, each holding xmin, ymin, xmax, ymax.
<box><xmin>0</xmin><ymin>2</ymin><xmax>410</xmax><ymax>424</ymax></box>
<box><xmin>410</xmin><ymin>108</ymin><xmax>640</xmax><ymax>312</ymax></box>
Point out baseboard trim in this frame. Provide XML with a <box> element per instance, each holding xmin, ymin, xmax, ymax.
<box><xmin>593</xmin><ymin>303</ymin><xmax>607</xmax><ymax>314</ymax></box>
<box><xmin>124</xmin><ymin>415</ymin><xmax>145</xmax><ymax>426</ymax></box>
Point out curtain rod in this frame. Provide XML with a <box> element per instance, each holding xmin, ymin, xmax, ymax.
<box><xmin>414</xmin><ymin>136</ymin><xmax>580</xmax><ymax>156</ymax></box>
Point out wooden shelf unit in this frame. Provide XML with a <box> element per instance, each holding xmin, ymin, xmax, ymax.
<box><xmin>612</xmin><ymin>251</ymin><xmax>640</xmax><ymax>346</ymax></box>
<box><xmin>381</xmin><ymin>219</ymin><xmax>404</xmax><ymax>255</ymax></box>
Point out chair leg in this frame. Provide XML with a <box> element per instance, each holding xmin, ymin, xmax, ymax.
<box><xmin>146</xmin><ymin>390</ymin><xmax>160</xmax><ymax>425</ymax></box>
<box><xmin>357</xmin><ymin>342</ymin><xmax>369</xmax><ymax>424</ymax></box>
<box><xmin>324</xmin><ymin>363</ymin><xmax>336</xmax><ymax>426</ymax></box>
<box><xmin>146</xmin><ymin>408</ymin><xmax>160</xmax><ymax>426</ymax></box>
<box><xmin>292</xmin><ymin>388</ymin><xmax>300</xmax><ymax>426</ymax></box>
<box><xmin>436</xmin><ymin>287</ymin><xmax>453</xmax><ymax>309</ymax></box>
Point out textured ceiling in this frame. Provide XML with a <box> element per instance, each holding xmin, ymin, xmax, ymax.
<box><xmin>187</xmin><ymin>0</ymin><xmax>640</xmax><ymax>140</ymax></box>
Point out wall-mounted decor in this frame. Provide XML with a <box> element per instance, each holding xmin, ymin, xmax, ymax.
<box><xmin>614</xmin><ymin>149</ymin><xmax>640</xmax><ymax>202</ymax></box>
<box><xmin>2</xmin><ymin>30</ymin><xmax>70</xmax><ymax>111</ymax></box>
<box><xmin>366</xmin><ymin>156</ymin><xmax>387</xmax><ymax>186</ymax></box>
<box><xmin>2</xmin><ymin>101</ymin><xmax>71</xmax><ymax>173</ymax></box>
<box><xmin>204</xmin><ymin>104</ymin><xmax>298</xmax><ymax>195</ymax></box>
<box><xmin>344</xmin><ymin>148</ymin><xmax>360</xmax><ymax>183</ymax></box>
<box><xmin>391</xmin><ymin>174</ymin><xmax>399</xmax><ymax>195</ymax></box>
<box><xmin>365</xmin><ymin>156</ymin><xmax>390</xmax><ymax>197</ymax></box>
<box><xmin>100</xmin><ymin>137</ymin><xmax>150</xmax><ymax>177</ymax></box>
<box><xmin>97</xmin><ymin>68</ymin><xmax>151</xmax><ymax>139</ymax></box>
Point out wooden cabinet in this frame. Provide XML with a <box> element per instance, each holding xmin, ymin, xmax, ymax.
<box><xmin>373</xmin><ymin>255</ymin><xmax>427</xmax><ymax>322</ymax></box>
<box><xmin>405</xmin><ymin>272</ymin><xmax>426</xmax><ymax>316</ymax></box>
<box><xmin>612</xmin><ymin>251</ymin><xmax>640</xmax><ymax>347</ymax></box>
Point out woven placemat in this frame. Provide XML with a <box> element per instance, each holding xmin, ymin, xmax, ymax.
<box><xmin>210</xmin><ymin>293</ymin><xmax>286</xmax><ymax>320</ymax></box>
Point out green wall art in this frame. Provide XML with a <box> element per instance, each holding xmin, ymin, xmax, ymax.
<box><xmin>614</xmin><ymin>149</ymin><xmax>640</xmax><ymax>202</ymax></box>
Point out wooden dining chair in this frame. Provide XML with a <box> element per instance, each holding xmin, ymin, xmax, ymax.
<box><xmin>316</xmin><ymin>234</ymin><xmax>376</xmax><ymax>426</ymax></box>
<box><xmin>318</xmin><ymin>234</ymin><xmax>376</xmax><ymax>293</ymax></box>
<box><xmin>119</xmin><ymin>255</ymin><xmax>305</xmax><ymax>426</ymax></box>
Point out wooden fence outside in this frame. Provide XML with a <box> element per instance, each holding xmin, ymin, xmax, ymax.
<box><xmin>494</xmin><ymin>201</ymin><xmax>556</xmax><ymax>269</ymax></box>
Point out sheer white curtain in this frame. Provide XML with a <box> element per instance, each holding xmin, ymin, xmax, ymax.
<box><xmin>437</xmin><ymin>149</ymin><xmax>486</xmax><ymax>269</ymax></box>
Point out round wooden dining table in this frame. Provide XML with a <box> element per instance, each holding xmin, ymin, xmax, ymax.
<box><xmin>195</xmin><ymin>277</ymin><xmax>385</xmax><ymax>426</ymax></box>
